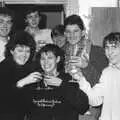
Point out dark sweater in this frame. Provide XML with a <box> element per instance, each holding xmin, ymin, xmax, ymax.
<box><xmin>0</xmin><ymin>58</ymin><xmax>37</xmax><ymax>114</ymax></box>
<box><xmin>24</xmin><ymin>72</ymin><xmax>89</xmax><ymax>120</ymax></box>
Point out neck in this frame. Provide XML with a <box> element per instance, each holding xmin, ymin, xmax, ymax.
<box><xmin>115</xmin><ymin>63</ymin><xmax>120</xmax><ymax>69</ymax></box>
<box><xmin>0</xmin><ymin>36</ymin><xmax>8</xmax><ymax>43</ymax></box>
<box><xmin>46</xmin><ymin>69</ymin><xmax>59</xmax><ymax>77</ymax></box>
<box><xmin>26</xmin><ymin>26</ymin><xmax>40</xmax><ymax>36</ymax></box>
<box><xmin>28</xmin><ymin>26</ymin><xmax>39</xmax><ymax>31</ymax></box>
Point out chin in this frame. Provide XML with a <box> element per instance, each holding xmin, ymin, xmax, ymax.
<box><xmin>16</xmin><ymin>61</ymin><xmax>26</xmax><ymax>66</ymax></box>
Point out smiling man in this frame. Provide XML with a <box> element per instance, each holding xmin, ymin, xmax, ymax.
<box><xmin>0</xmin><ymin>7</ymin><xmax>14</xmax><ymax>62</ymax></box>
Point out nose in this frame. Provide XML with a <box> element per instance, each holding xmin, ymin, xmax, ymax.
<box><xmin>108</xmin><ymin>47</ymin><xmax>113</xmax><ymax>54</ymax></box>
<box><xmin>106</xmin><ymin>47</ymin><xmax>113</xmax><ymax>58</ymax></box>
<box><xmin>23</xmin><ymin>49</ymin><xmax>28</xmax><ymax>57</ymax></box>
<box><xmin>3</xmin><ymin>22</ymin><xmax>8</xmax><ymax>28</ymax></box>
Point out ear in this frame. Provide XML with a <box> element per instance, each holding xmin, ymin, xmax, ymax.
<box><xmin>56</xmin><ymin>56</ymin><xmax>60</xmax><ymax>63</ymax></box>
<box><xmin>10</xmin><ymin>50</ymin><xmax>14</xmax><ymax>55</ymax></box>
<box><xmin>25</xmin><ymin>19</ymin><xmax>28</xmax><ymax>23</ymax></box>
<box><xmin>82</xmin><ymin>30</ymin><xmax>85</xmax><ymax>37</ymax></box>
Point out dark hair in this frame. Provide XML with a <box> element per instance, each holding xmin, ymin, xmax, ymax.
<box><xmin>24</xmin><ymin>7</ymin><xmax>47</xmax><ymax>29</ymax></box>
<box><xmin>103</xmin><ymin>32</ymin><xmax>120</xmax><ymax>48</ymax></box>
<box><xmin>51</xmin><ymin>24</ymin><xmax>65</xmax><ymax>38</ymax></box>
<box><xmin>5</xmin><ymin>30</ymin><xmax>36</xmax><ymax>62</ymax></box>
<box><xmin>36</xmin><ymin>44</ymin><xmax>65</xmax><ymax>73</ymax></box>
<box><xmin>24</xmin><ymin>7</ymin><xmax>41</xmax><ymax>19</ymax></box>
<box><xmin>64</xmin><ymin>14</ymin><xmax>85</xmax><ymax>31</ymax></box>
<box><xmin>0</xmin><ymin>7</ymin><xmax>15</xmax><ymax>21</ymax></box>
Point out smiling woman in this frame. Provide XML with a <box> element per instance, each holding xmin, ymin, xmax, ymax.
<box><xmin>0</xmin><ymin>30</ymin><xmax>37</xmax><ymax>120</ymax></box>
<box><xmin>5</xmin><ymin>30</ymin><xmax>36</xmax><ymax>62</ymax></box>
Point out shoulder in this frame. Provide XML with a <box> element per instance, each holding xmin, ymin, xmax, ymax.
<box><xmin>40</xmin><ymin>28</ymin><xmax>52</xmax><ymax>34</ymax></box>
<box><xmin>101</xmin><ymin>66</ymin><xmax>115</xmax><ymax>76</ymax></box>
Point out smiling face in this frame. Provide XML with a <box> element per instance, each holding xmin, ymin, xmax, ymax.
<box><xmin>105</xmin><ymin>42</ymin><xmax>120</xmax><ymax>65</ymax></box>
<box><xmin>64</xmin><ymin>24</ymin><xmax>83</xmax><ymax>45</ymax></box>
<box><xmin>0</xmin><ymin>15</ymin><xmax>13</xmax><ymax>37</ymax></box>
<box><xmin>11</xmin><ymin>45</ymin><xmax>31</xmax><ymax>65</ymax></box>
<box><xmin>26</xmin><ymin>11</ymin><xmax>40</xmax><ymax>28</ymax></box>
<box><xmin>40</xmin><ymin>51</ymin><xmax>60</xmax><ymax>75</ymax></box>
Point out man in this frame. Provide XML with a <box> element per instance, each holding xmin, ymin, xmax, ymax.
<box><xmin>24</xmin><ymin>7</ymin><xmax>53</xmax><ymax>53</ymax></box>
<box><xmin>80</xmin><ymin>32</ymin><xmax>120</xmax><ymax>120</ymax></box>
<box><xmin>0</xmin><ymin>7</ymin><xmax>14</xmax><ymax>62</ymax></box>
<box><xmin>64</xmin><ymin>14</ymin><xmax>108</xmax><ymax>74</ymax></box>
<box><xmin>64</xmin><ymin>14</ymin><xmax>108</xmax><ymax>120</ymax></box>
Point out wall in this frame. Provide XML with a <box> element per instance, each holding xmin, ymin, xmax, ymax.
<box><xmin>90</xmin><ymin>7</ymin><xmax>120</xmax><ymax>46</ymax></box>
<box><xmin>6</xmin><ymin>4</ymin><xmax>64</xmax><ymax>30</ymax></box>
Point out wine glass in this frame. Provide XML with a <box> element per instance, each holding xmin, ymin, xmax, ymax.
<box><xmin>36</xmin><ymin>73</ymin><xmax>45</xmax><ymax>90</ymax></box>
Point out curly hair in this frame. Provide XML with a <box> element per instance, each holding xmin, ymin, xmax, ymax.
<box><xmin>103</xmin><ymin>32</ymin><xmax>120</xmax><ymax>49</ymax></box>
<box><xmin>5</xmin><ymin>30</ymin><xmax>36</xmax><ymax>62</ymax></box>
<box><xmin>0</xmin><ymin>7</ymin><xmax>15</xmax><ymax>22</ymax></box>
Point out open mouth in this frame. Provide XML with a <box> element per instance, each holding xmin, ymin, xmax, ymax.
<box><xmin>1</xmin><ymin>28</ymin><xmax>8</xmax><ymax>32</ymax></box>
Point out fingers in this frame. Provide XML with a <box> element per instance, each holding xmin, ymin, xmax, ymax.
<box><xmin>30</xmin><ymin>72</ymin><xmax>42</xmax><ymax>80</ymax></box>
<box><xmin>69</xmin><ymin>58</ymin><xmax>82</xmax><ymax>66</ymax></box>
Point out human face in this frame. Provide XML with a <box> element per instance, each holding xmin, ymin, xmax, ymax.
<box><xmin>105</xmin><ymin>42</ymin><xmax>120</xmax><ymax>65</ymax></box>
<box><xmin>0</xmin><ymin>15</ymin><xmax>12</xmax><ymax>37</ymax></box>
<box><xmin>53</xmin><ymin>35</ymin><xmax>66</xmax><ymax>48</ymax></box>
<box><xmin>64</xmin><ymin>24</ymin><xmax>83</xmax><ymax>45</ymax></box>
<box><xmin>40</xmin><ymin>52</ymin><xmax>60</xmax><ymax>75</ymax></box>
<box><xmin>11</xmin><ymin>45</ymin><xmax>31</xmax><ymax>65</ymax></box>
<box><xmin>26</xmin><ymin>11</ymin><xmax>40</xmax><ymax>28</ymax></box>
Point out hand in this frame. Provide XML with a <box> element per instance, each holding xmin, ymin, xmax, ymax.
<box><xmin>44</xmin><ymin>75</ymin><xmax>62</xmax><ymax>87</ymax></box>
<box><xmin>77</xmin><ymin>77</ymin><xmax>91</xmax><ymax>94</ymax></box>
<box><xmin>69</xmin><ymin>56</ymin><xmax>88</xmax><ymax>68</ymax></box>
<box><xmin>17</xmin><ymin>72</ymin><xmax>42</xmax><ymax>88</ymax></box>
<box><xmin>71</xmin><ymin>71</ymin><xmax>84</xmax><ymax>80</ymax></box>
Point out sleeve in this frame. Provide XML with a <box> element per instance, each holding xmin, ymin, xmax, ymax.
<box><xmin>87</xmin><ymin>71</ymin><xmax>106</xmax><ymax>106</ymax></box>
<box><xmin>64</xmin><ymin>82</ymin><xmax>89</xmax><ymax>114</ymax></box>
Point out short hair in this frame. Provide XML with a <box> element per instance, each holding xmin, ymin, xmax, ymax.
<box><xmin>51</xmin><ymin>24</ymin><xmax>65</xmax><ymax>38</ymax></box>
<box><xmin>36</xmin><ymin>44</ymin><xmax>65</xmax><ymax>73</ymax></box>
<box><xmin>24</xmin><ymin>6</ymin><xmax>41</xmax><ymax>19</ymax></box>
<box><xmin>64</xmin><ymin>14</ymin><xmax>85</xmax><ymax>31</ymax></box>
<box><xmin>5</xmin><ymin>30</ymin><xmax>36</xmax><ymax>61</ymax></box>
<box><xmin>103</xmin><ymin>32</ymin><xmax>120</xmax><ymax>48</ymax></box>
<box><xmin>0</xmin><ymin>7</ymin><xmax>14</xmax><ymax>21</ymax></box>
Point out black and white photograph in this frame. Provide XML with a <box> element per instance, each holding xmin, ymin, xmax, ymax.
<box><xmin>0</xmin><ymin>0</ymin><xmax>119</xmax><ymax>120</ymax></box>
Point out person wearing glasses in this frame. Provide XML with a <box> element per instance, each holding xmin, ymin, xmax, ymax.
<box><xmin>0</xmin><ymin>7</ymin><xmax>14</xmax><ymax>62</ymax></box>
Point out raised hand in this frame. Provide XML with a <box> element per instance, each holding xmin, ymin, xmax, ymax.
<box><xmin>16</xmin><ymin>72</ymin><xmax>42</xmax><ymax>88</ymax></box>
<box><xmin>44</xmin><ymin>75</ymin><xmax>62</xmax><ymax>87</ymax></box>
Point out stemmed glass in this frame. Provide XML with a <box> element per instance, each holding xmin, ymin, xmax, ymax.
<box><xmin>36</xmin><ymin>73</ymin><xmax>45</xmax><ymax>90</ymax></box>
<box><xmin>68</xmin><ymin>44</ymin><xmax>80</xmax><ymax>81</ymax></box>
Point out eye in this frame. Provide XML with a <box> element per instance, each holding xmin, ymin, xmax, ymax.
<box><xmin>48</xmin><ymin>56</ymin><xmax>53</xmax><ymax>59</ymax></box>
<box><xmin>7</xmin><ymin>20</ymin><xmax>12</xmax><ymax>25</ymax></box>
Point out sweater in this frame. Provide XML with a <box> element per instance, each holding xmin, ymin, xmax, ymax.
<box><xmin>23</xmin><ymin>72</ymin><xmax>89</xmax><ymax>120</ymax></box>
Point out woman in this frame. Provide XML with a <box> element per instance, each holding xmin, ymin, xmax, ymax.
<box><xmin>0</xmin><ymin>31</ymin><xmax>40</xmax><ymax>120</ymax></box>
<box><xmin>23</xmin><ymin>44</ymin><xmax>89</xmax><ymax>120</ymax></box>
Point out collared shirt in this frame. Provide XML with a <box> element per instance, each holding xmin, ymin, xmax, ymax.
<box><xmin>84</xmin><ymin>66</ymin><xmax>120</xmax><ymax>120</ymax></box>
<box><xmin>0</xmin><ymin>39</ymin><xmax>7</xmax><ymax>62</ymax></box>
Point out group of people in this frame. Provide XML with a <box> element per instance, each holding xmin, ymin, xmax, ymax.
<box><xmin>0</xmin><ymin>5</ymin><xmax>120</xmax><ymax>120</ymax></box>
